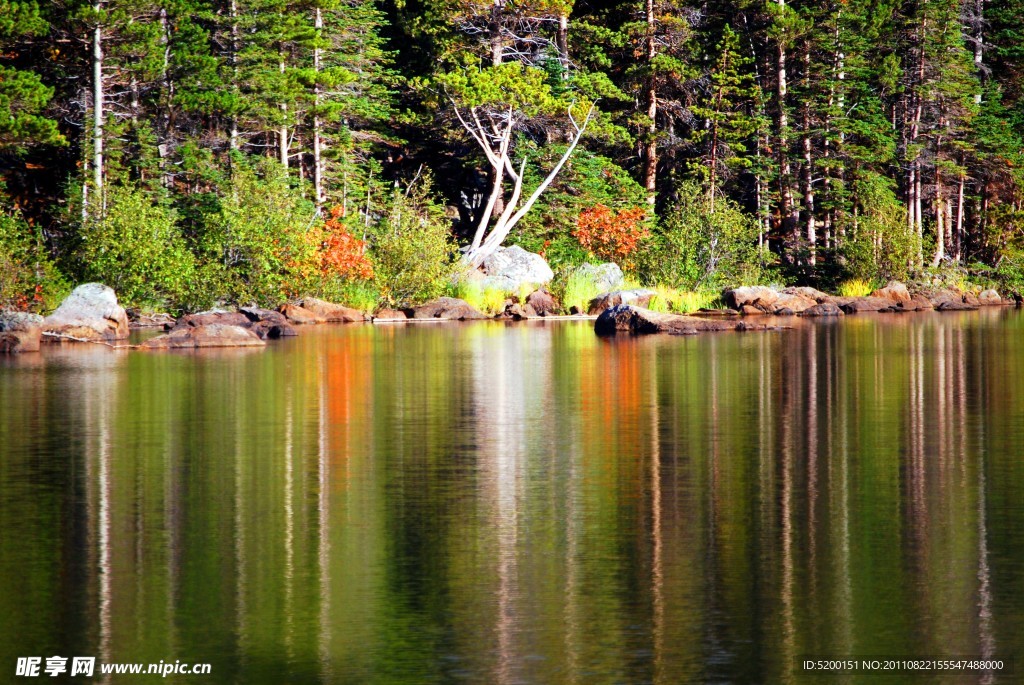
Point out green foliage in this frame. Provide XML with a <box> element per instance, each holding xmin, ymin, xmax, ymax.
<box><xmin>199</xmin><ymin>159</ymin><xmax>318</xmax><ymax>306</ymax></box>
<box><xmin>76</xmin><ymin>184</ymin><xmax>197</xmax><ymax>310</ymax></box>
<box><xmin>370</xmin><ymin>178</ymin><xmax>458</xmax><ymax>307</ymax></box>
<box><xmin>640</xmin><ymin>182</ymin><xmax>770</xmax><ymax>290</ymax></box>
<box><xmin>0</xmin><ymin>210</ymin><xmax>68</xmax><ymax>312</ymax></box>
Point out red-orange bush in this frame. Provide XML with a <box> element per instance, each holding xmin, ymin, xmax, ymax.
<box><xmin>573</xmin><ymin>204</ymin><xmax>650</xmax><ymax>263</ymax></box>
<box><xmin>319</xmin><ymin>206</ymin><xmax>373</xmax><ymax>281</ymax></box>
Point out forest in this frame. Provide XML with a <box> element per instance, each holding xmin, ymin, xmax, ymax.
<box><xmin>2</xmin><ymin>0</ymin><xmax>1024</xmax><ymax>314</ymax></box>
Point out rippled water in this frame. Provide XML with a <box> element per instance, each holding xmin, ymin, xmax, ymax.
<box><xmin>2</xmin><ymin>310</ymin><xmax>1024</xmax><ymax>683</ymax></box>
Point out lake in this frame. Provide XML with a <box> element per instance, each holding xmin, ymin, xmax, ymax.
<box><xmin>2</xmin><ymin>310</ymin><xmax>1023</xmax><ymax>683</ymax></box>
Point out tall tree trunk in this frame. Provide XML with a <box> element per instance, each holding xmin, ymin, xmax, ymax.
<box><xmin>775</xmin><ymin>0</ymin><xmax>798</xmax><ymax>254</ymax></box>
<box><xmin>642</xmin><ymin>0</ymin><xmax>657</xmax><ymax>205</ymax></box>
<box><xmin>556</xmin><ymin>13</ymin><xmax>569</xmax><ymax>74</ymax></box>
<box><xmin>279</xmin><ymin>51</ymin><xmax>288</xmax><ymax>170</ymax></box>
<box><xmin>954</xmin><ymin>172</ymin><xmax>965</xmax><ymax>261</ymax></box>
<box><xmin>312</xmin><ymin>7</ymin><xmax>324</xmax><ymax>209</ymax></box>
<box><xmin>802</xmin><ymin>48</ymin><xmax>815</xmax><ymax>265</ymax></box>
<box><xmin>490</xmin><ymin>1</ymin><xmax>503</xmax><ymax>67</ymax></box>
<box><xmin>230</xmin><ymin>0</ymin><xmax>239</xmax><ymax>150</ymax></box>
<box><xmin>92</xmin><ymin>1</ymin><xmax>104</xmax><ymax>207</ymax></box>
<box><xmin>932</xmin><ymin>169</ymin><xmax>945</xmax><ymax>267</ymax></box>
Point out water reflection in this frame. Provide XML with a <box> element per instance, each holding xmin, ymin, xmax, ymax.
<box><xmin>1</xmin><ymin>311</ymin><xmax>1023</xmax><ymax>683</ymax></box>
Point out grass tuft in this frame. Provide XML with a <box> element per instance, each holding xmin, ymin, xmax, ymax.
<box><xmin>838</xmin><ymin>279</ymin><xmax>875</xmax><ymax>298</ymax></box>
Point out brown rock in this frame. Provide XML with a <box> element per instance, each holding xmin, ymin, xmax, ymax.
<box><xmin>798</xmin><ymin>302</ymin><xmax>844</xmax><ymax>317</ymax></box>
<box><xmin>299</xmin><ymin>297</ymin><xmax>367</xmax><ymax>322</ymax></box>
<box><xmin>279</xmin><ymin>303</ymin><xmax>326</xmax><ymax>325</ymax></box>
<box><xmin>963</xmin><ymin>292</ymin><xmax>981</xmax><ymax>306</ymax></box>
<box><xmin>926</xmin><ymin>289</ymin><xmax>964</xmax><ymax>308</ymax></box>
<box><xmin>781</xmin><ymin>286</ymin><xmax>831</xmax><ymax>303</ymax></box>
<box><xmin>42</xmin><ymin>283</ymin><xmax>129</xmax><ymax>342</ymax></box>
<box><xmin>771</xmin><ymin>292</ymin><xmax>817</xmax><ymax>314</ymax></box>
<box><xmin>722</xmin><ymin>286</ymin><xmax>780</xmax><ymax>310</ymax></box>
<box><xmin>128</xmin><ymin>310</ymin><xmax>176</xmax><ymax>329</ymax></box>
<box><xmin>870</xmin><ymin>280</ymin><xmax>912</xmax><ymax>303</ymax></box>
<box><xmin>894</xmin><ymin>295</ymin><xmax>934</xmax><ymax>312</ymax></box>
<box><xmin>141</xmin><ymin>324</ymin><xmax>266</xmax><ymax>349</ymax></box>
<box><xmin>740</xmin><ymin>303</ymin><xmax>771</xmax><ymax>315</ymax></box>
<box><xmin>595</xmin><ymin>305</ymin><xmax>773</xmax><ymax>336</ymax></box>
<box><xmin>0</xmin><ymin>312</ymin><xmax>43</xmax><ymax>353</ymax></box>
<box><xmin>407</xmin><ymin>297</ymin><xmax>489</xmax><ymax>320</ymax></box>
<box><xmin>836</xmin><ymin>296</ymin><xmax>898</xmax><ymax>313</ymax></box>
<box><xmin>373</xmin><ymin>308</ymin><xmax>408</xmax><ymax>321</ymax></box>
<box><xmin>525</xmin><ymin>288</ymin><xmax>559</xmax><ymax>316</ymax></box>
<box><xmin>587</xmin><ymin>289</ymin><xmax>657</xmax><ymax>315</ymax></box>
<box><xmin>936</xmin><ymin>300</ymin><xmax>978</xmax><ymax>311</ymax></box>
<box><xmin>174</xmin><ymin>310</ymin><xmax>250</xmax><ymax>329</ymax></box>
<box><xmin>690</xmin><ymin>308</ymin><xmax>739</xmax><ymax>318</ymax></box>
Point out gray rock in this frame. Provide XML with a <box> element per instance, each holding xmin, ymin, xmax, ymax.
<box><xmin>0</xmin><ymin>311</ymin><xmax>43</xmax><ymax>353</ymax></box>
<box><xmin>42</xmin><ymin>283</ymin><xmax>129</xmax><ymax>342</ymax></box>
<box><xmin>771</xmin><ymin>292</ymin><xmax>817</xmax><ymax>314</ymax></box>
<box><xmin>979</xmin><ymin>289</ymin><xmax>1002</xmax><ymax>306</ymax></box>
<box><xmin>588</xmin><ymin>289</ymin><xmax>657</xmax><ymax>315</ymax></box>
<box><xmin>480</xmin><ymin>246</ymin><xmax>554</xmax><ymax>292</ymax></box>
<box><xmin>781</xmin><ymin>286</ymin><xmax>831</xmax><ymax>303</ymax></box>
<box><xmin>574</xmin><ymin>262</ymin><xmax>624</xmax><ymax>293</ymax></box>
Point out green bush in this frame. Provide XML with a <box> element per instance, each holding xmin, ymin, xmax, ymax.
<box><xmin>370</xmin><ymin>178</ymin><xmax>458</xmax><ymax>307</ymax></box>
<box><xmin>641</xmin><ymin>182</ymin><xmax>770</xmax><ymax>290</ymax></box>
<box><xmin>198</xmin><ymin>159</ymin><xmax>318</xmax><ymax>307</ymax></box>
<box><xmin>77</xmin><ymin>184</ymin><xmax>196</xmax><ymax>309</ymax></box>
<box><xmin>0</xmin><ymin>212</ymin><xmax>69</xmax><ymax>312</ymax></box>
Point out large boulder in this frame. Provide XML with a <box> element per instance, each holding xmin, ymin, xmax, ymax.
<box><xmin>407</xmin><ymin>297</ymin><xmax>489</xmax><ymax>320</ymax></box>
<box><xmin>0</xmin><ymin>312</ymin><xmax>43</xmax><ymax>353</ymax></box>
<box><xmin>771</xmin><ymin>291</ymin><xmax>817</xmax><ymax>314</ymax></box>
<box><xmin>871</xmin><ymin>280</ymin><xmax>912</xmax><ymax>303</ymax></box>
<box><xmin>587</xmin><ymin>289</ymin><xmax>657</xmax><ymax>315</ymax></box>
<box><xmin>573</xmin><ymin>262</ymin><xmax>624</xmax><ymax>293</ymax></box>
<box><xmin>141</xmin><ymin>324</ymin><xmax>266</xmax><ymax>349</ymax></box>
<box><xmin>722</xmin><ymin>286</ymin><xmax>780</xmax><ymax>311</ymax></box>
<box><xmin>279</xmin><ymin>303</ymin><xmax>325</xmax><ymax>325</ymax></box>
<box><xmin>978</xmin><ymin>289</ymin><xmax>1003</xmax><ymax>306</ymax></box>
<box><xmin>299</xmin><ymin>297</ymin><xmax>367</xmax><ymax>322</ymax></box>
<box><xmin>926</xmin><ymin>289</ymin><xmax>966</xmax><ymax>308</ymax></box>
<box><xmin>480</xmin><ymin>246</ymin><xmax>554</xmax><ymax>292</ymax></box>
<box><xmin>798</xmin><ymin>302</ymin><xmax>844</xmax><ymax>317</ymax></box>
<box><xmin>42</xmin><ymin>283</ymin><xmax>129</xmax><ymax>342</ymax></box>
<box><xmin>595</xmin><ymin>304</ymin><xmax>771</xmax><ymax>336</ymax></box>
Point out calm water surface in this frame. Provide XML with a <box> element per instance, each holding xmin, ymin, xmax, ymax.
<box><xmin>2</xmin><ymin>311</ymin><xmax>1024</xmax><ymax>684</ymax></box>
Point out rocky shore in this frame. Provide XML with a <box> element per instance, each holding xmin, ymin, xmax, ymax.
<box><xmin>1</xmin><ymin>276</ymin><xmax>1018</xmax><ymax>354</ymax></box>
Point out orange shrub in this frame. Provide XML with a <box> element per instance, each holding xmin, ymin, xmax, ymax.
<box><xmin>319</xmin><ymin>206</ymin><xmax>373</xmax><ymax>281</ymax></box>
<box><xmin>573</xmin><ymin>204</ymin><xmax>649</xmax><ymax>264</ymax></box>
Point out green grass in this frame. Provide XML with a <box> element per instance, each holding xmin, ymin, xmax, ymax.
<box><xmin>647</xmin><ymin>286</ymin><xmax>719</xmax><ymax>313</ymax></box>
<box><xmin>449</xmin><ymin>280</ymin><xmax>507</xmax><ymax>316</ymax></box>
<box><xmin>837</xmin><ymin>279</ymin><xmax>875</xmax><ymax>298</ymax></box>
<box><xmin>333</xmin><ymin>281</ymin><xmax>381</xmax><ymax>312</ymax></box>
<box><xmin>556</xmin><ymin>269</ymin><xmax>606</xmax><ymax>313</ymax></box>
